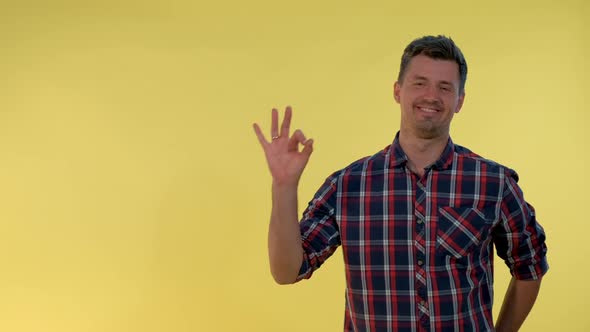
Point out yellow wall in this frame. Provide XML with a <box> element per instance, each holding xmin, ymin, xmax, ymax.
<box><xmin>0</xmin><ymin>0</ymin><xmax>587</xmax><ymax>331</ymax></box>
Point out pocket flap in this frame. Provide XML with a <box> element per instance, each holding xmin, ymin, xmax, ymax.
<box><xmin>437</xmin><ymin>207</ymin><xmax>493</xmax><ymax>259</ymax></box>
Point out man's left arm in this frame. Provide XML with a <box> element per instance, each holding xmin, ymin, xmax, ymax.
<box><xmin>493</xmin><ymin>170</ymin><xmax>549</xmax><ymax>331</ymax></box>
<box><xmin>495</xmin><ymin>277</ymin><xmax>542</xmax><ymax>332</ymax></box>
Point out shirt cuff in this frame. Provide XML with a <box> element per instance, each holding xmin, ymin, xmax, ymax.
<box><xmin>512</xmin><ymin>257</ymin><xmax>549</xmax><ymax>280</ymax></box>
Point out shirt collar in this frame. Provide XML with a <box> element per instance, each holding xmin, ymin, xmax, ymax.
<box><xmin>388</xmin><ymin>131</ymin><xmax>455</xmax><ymax>171</ymax></box>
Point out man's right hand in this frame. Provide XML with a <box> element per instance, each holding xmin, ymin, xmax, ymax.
<box><xmin>253</xmin><ymin>106</ymin><xmax>311</xmax><ymax>284</ymax></box>
<box><xmin>253</xmin><ymin>106</ymin><xmax>314</xmax><ymax>186</ymax></box>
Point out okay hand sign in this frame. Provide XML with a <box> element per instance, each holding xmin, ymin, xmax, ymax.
<box><xmin>253</xmin><ymin>106</ymin><xmax>314</xmax><ymax>186</ymax></box>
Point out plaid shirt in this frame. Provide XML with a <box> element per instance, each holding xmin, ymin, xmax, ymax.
<box><xmin>296</xmin><ymin>133</ymin><xmax>548</xmax><ymax>332</ymax></box>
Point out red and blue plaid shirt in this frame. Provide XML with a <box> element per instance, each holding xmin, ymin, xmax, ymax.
<box><xmin>296</xmin><ymin>133</ymin><xmax>548</xmax><ymax>331</ymax></box>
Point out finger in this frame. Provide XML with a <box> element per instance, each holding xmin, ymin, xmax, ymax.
<box><xmin>253</xmin><ymin>123</ymin><xmax>269</xmax><ymax>146</ymax></box>
<box><xmin>280</xmin><ymin>106</ymin><xmax>292</xmax><ymax>138</ymax></box>
<box><xmin>302</xmin><ymin>138</ymin><xmax>314</xmax><ymax>156</ymax></box>
<box><xmin>271</xmin><ymin>108</ymin><xmax>279</xmax><ymax>139</ymax></box>
<box><xmin>288</xmin><ymin>129</ymin><xmax>306</xmax><ymax>152</ymax></box>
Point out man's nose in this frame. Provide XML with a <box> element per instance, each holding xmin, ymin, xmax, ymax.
<box><xmin>422</xmin><ymin>84</ymin><xmax>441</xmax><ymax>102</ymax></box>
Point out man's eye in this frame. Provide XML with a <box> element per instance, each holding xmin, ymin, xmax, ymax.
<box><xmin>414</xmin><ymin>82</ymin><xmax>424</xmax><ymax>86</ymax></box>
<box><xmin>440</xmin><ymin>86</ymin><xmax>451</xmax><ymax>92</ymax></box>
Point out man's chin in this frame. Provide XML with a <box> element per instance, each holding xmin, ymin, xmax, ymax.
<box><xmin>414</xmin><ymin>125</ymin><xmax>446</xmax><ymax>140</ymax></box>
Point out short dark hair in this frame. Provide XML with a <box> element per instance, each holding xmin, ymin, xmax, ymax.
<box><xmin>398</xmin><ymin>35</ymin><xmax>468</xmax><ymax>94</ymax></box>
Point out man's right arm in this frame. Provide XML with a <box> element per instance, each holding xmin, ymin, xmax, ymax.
<box><xmin>268</xmin><ymin>182</ymin><xmax>303</xmax><ymax>284</ymax></box>
<box><xmin>253</xmin><ymin>106</ymin><xmax>314</xmax><ymax>285</ymax></box>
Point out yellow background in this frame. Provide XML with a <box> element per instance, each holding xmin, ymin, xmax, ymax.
<box><xmin>0</xmin><ymin>0</ymin><xmax>587</xmax><ymax>331</ymax></box>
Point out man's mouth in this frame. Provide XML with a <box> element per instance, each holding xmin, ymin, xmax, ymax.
<box><xmin>416</xmin><ymin>106</ymin><xmax>440</xmax><ymax>113</ymax></box>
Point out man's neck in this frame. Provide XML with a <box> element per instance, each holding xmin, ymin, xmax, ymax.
<box><xmin>398</xmin><ymin>130</ymin><xmax>449</xmax><ymax>177</ymax></box>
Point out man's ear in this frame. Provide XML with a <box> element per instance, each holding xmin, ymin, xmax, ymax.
<box><xmin>393</xmin><ymin>81</ymin><xmax>401</xmax><ymax>103</ymax></box>
<box><xmin>455</xmin><ymin>92</ymin><xmax>465</xmax><ymax>113</ymax></box>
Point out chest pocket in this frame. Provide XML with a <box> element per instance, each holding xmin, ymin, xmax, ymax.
<box><xmin>436</xmin><ymin>206</ymin><xmax>495</xmax><ymax>259</ymax></box>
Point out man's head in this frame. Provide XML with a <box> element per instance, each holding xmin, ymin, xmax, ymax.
<box><xmin>394</xmin><ymin>35</ymin><xmax>468</xmax><ymax>139</ymax></box>
<box><xmin>398</xmin><ymin>35</ymin><xmax>467</xmax><ymax>94</ymax></box>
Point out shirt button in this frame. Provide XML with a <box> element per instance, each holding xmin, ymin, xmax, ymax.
<box><xmin>417</xmin><ymin>285</ymin><xmax>426</xmax><ymax>298</ymax></box>
<box><xmin>421</xmin><ymin>316</ymin><xmax>430</xmax><ymax>328</ymax></box>
<box><xmin>417</xmin><ymin>219</ymin><xmax>423</xmax><ymax>224</ymax></box>
<box><xmin>417</xmin><ymin>259</ymin><xmax>424</xmax><ymax>266</ymax></box>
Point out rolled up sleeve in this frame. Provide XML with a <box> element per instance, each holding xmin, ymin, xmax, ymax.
<box><xmin>296</xmin><ymin>175</ymin><xmax>341</xmax><ymax>281</ymax></box>
<box><xmin>493</xmin><ymin>169</ymin><xmax>549</xmax><ymax>280</ymax></box>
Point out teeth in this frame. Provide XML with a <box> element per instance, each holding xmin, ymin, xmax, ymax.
<box><xmin>420</xmin><ymin>107</ymin><xmax>437</xmax><ymax>113</ymax></box>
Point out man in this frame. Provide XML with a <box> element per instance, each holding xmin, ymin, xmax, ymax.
<box><xmin>253</xmin><ymin>35</ymin><xmax>548</xmax><ymax>332</ymax></box>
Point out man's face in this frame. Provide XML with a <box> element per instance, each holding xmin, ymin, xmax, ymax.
<box><xmin>394</xmin><ymin>54</ymin><xmax>465</xmax><ymax>139</ymax></box>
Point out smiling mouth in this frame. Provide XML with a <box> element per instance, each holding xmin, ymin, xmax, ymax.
<box><xmin>416</xmin><ymin>106</ymin><xmax>440</xmax><ymax>113</ymax></box>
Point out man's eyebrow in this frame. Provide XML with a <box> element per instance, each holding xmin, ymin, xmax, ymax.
<box><xmin>411</xmin><ymin>75</ymin><xmax>428</xmax><ymax>81</ymax></box>
<box><xmin>409</xmin><ymin>75</ymin><xmax>455</xmax><ymax>87</ymax></box>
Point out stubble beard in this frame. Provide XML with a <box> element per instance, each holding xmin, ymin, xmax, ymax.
<box><xmin>410</xmin><ymin>99</ymin><xmax>449</xmax><ymax>140</ymax></box>
<box><xmin>413</xmin><ymin>120</ymin><xmax>446</xmax><ymax>140</ymax></box>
